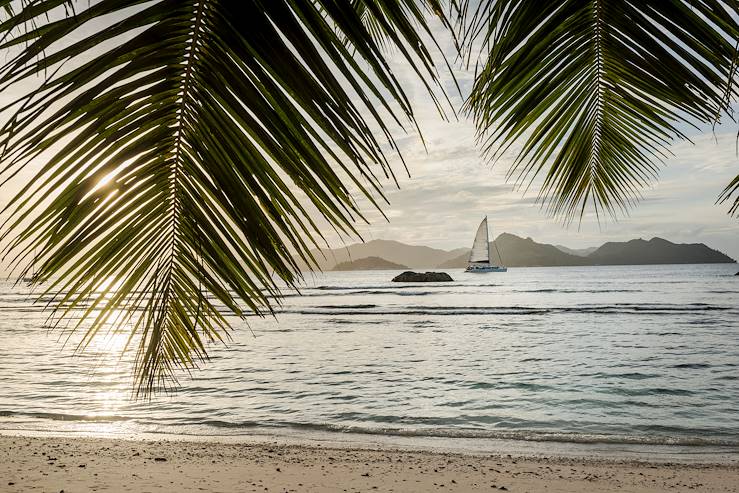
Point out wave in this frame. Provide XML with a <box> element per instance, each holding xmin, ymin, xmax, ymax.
<box><xmin>317</xmin><ymin>304</ymin><xmax>378</xmax><ymax>309</ymax></box>
<box><xmin>0</xmin><ymin>410</ymin><xmax>131</xmax><ymax>422</ymax></box>
<box><xmin>312</xmin><ymin>285</ymin><xmax>440</xmax><ymax>291</ymax></box>
<box><xmin>514</xmin><ymin>288</ymin><xmax>641</xmax><ymax>294</ymax></box>
<box><xmin>600</xmin><ymin>387</ymin><xmax>696</xmax><ymax>397</ymax></box>
<box><xmin>4</xmin><ymin>411</ymin><xmax>739</xmax><ymax>448</ymax></box>
<box><xmin>591</xmin><ymin>372</ymin><xmax>659</xmax><ymax>380</ymax></box>
<box><xmin>159</xmin><ymin>420</ymin><xmax>739</xmax><ymax>448</ymax></box>
<box><xmin>283</xmin><ymin>290</ymin><xmax>441</xmax><ymax>298</ymax></box>
<box><xmin>281</xmin><ymin>303</ymin><xmax>732</xmax><ymax>317</ymax></box>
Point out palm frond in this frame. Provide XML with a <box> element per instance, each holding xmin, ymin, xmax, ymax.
<box><xmin>461</xmin><ymin>0</ymin><xmax>739</xmax><ymax>221</ymax></box>
<box><xmin>0</xmin><ymin>0</ymin><xmax>450</xmax><ymax>396</ymax></box>
<box><xmin>718</xmin><ymin>171</ymin><xmax>739</xmax><ymax>216</ymax></box>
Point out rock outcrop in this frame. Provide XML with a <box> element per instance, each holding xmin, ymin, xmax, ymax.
<box><xmin>392</xmin><ymin>271</ymin><xmax>453</xmax><ymax>282</ymax></box>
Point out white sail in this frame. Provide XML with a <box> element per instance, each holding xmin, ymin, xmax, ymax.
<box><xmin>488</xmin><ymin>224</ymin><xmax>494</xmax><ymax>262</ymax></box>
<box><xmin>469</xmin><ymin>217</ymin><xmax>490</xmax><ymax>263</ymax></box>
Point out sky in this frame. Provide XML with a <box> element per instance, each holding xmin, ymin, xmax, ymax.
<box><xmin>318</xmin><ymin>17</ymin><xmax>739</xmax><ymax>261</ymax></box>
<box><xmin>0</xmin><ymin>4</ymin><xmax>737</xmax><ymax>273</ymax></box>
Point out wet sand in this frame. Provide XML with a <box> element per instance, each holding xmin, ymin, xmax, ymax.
<box><xmin>1</xmin><ymin>434</ymin><xmax>738</xmax><ymax>492</ymax></box>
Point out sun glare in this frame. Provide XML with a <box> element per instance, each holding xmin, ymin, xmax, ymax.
<box><xmin>98</xmin><ymin>170</ymin><xmax>116</xmax><ymax>187</ymax></box>
<box><xmin>89</xmin><ymin>168</ymin><xmax>120</xmax><ymax>195</ymax></box>
<box><xmin>96</xmin><ymin>331</ymin><xmax>129</xmax><ymax>354</ymax></box>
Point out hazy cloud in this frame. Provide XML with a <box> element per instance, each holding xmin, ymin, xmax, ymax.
<box><xmin>326</xmin><ymin>24</ymin><xmax>739</xmax><ymax>260</ymax></box>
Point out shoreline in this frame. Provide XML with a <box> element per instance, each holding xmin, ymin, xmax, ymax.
<box><xmin>2</xmin><ymin>433</ymin><xmax>739</xmax><ymax>492</ymax></box>
<box><xmin>4</xmin><ymin>426</ymin><xmax>739</xmax><ymax>464</ymax></box>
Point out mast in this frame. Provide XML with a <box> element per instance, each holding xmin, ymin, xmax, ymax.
<box><xmin>488</xmin><ymin>223</ymin><xmax>492</xmax><ymax>264</ymax></box>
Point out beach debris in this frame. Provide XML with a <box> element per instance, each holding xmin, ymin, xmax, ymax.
<box><xmin>154</xmin><ymin>457</ymin><xmax>167</xmax><ymax>462</ymax></box>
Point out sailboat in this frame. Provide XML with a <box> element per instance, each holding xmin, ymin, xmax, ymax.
<box><xmin>465</xmin><ymin>216</ymin><xmax>507</xmax><ymax>273</ymax></box>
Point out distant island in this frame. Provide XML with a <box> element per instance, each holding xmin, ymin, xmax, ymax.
<box><xmin>299</xmin><ymin>235</ymin><xmax>735</xmax><ymax>271</ymax></box>
<box><xmin>332</xmin><ymin>256</ymin><xmax>408</xmax><ymax>271</ymax></box>
<box><xmin>587</xmin><ymin>237</ymin><xmax>733</xmax><ymax>265</ymax></box>
<box><xmin>440</xmin><ymin>234</ymin><xmax>735</xmax><ymax>268</ymax></box>
<box><xmin>553</xmin><ymin>244</ymin><xmax>598</xmax><ymax>257</ymax></box>
<box><xmin>300</xmin><ymin>239</ymin><xmax>467</xmax><ymax>271</ymax></box>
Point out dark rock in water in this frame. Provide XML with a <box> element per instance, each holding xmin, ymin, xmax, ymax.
<box><xmin>735</xmin><ymin>271</ymin><xmax>739</xmax><ymax>275</ymax></box>
<box><xmin>392</xmin><ymin>271</ymin><xmax>453</xmax><ymax>282</ymax></box>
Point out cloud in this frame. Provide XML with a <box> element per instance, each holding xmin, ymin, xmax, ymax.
<box><xmin>319</xmin><ymin>25</ymin><xmax>739</xmax><ymax>260</ymax></box>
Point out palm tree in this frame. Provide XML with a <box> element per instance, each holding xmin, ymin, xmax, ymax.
<box><xmin>0</xmin><ymin>0</ymin><xmax>736</xmax><ymax>395</ymax></box>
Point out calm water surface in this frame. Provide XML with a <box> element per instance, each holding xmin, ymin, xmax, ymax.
<box><xmin>1</xmin><ymin>264</ymin><xmax>738</xmax><ymax>453</ymax></box>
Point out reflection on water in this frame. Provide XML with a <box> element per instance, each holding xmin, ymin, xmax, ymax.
<box><xmin>86</xmin><ymin>332</ymin><xmax>130</xmax><ymax>422</ymax></box>
<box><xmin>0</xmin><ymin>264</ymin><xmax>738</xmax><ymax>449</ymax></box>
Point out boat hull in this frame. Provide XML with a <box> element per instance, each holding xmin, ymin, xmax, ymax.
<box><xmin>465</xmin><ymin>265</ymin><xmax>507</xmax><ymax>273</ymax></box>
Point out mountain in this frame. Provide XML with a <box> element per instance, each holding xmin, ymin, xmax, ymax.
<box><xmin>301</xmin><ymin>239</ymin><xmax>466</xmax><ymax>271</ymax></box>
<box><xmin>439</xmin><ymin>234</ymin><xmax>735</xmax><ymax>268</ymax></box>
<box><xmin>587</xmin><ymin>237</ymin><xmax>735</xmax><ymax>265</ymax></box>
<box><xmin>299</xmin><ymin>235</ymin><xmax>735</xmax><ymax>271</ymax></box>
<box><xmin>332</xmin><ymin>256</ymin><xmax>408</xmax><ymax>271</ymax></box>
<box><xmin>439</xmin><ymin>233</ymin><xmax>590</xmax><ymax>268</ymax></box>
<box><xmin>554</xmin><ymin>245</ymin><xmax>598</xmax><ymax>257</ymax></box>
<box><xmin>436</xmin><ymin>255</ymin><xmax>466</xmax><ymax>269</ymax></box>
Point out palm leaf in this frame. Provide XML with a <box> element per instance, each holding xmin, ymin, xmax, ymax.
<box><xmin>718</xmin><ymin>172</ymin><xmax>739</xmax><ymax>216</ymax></box>
<box><xmin>0</xmin><ymin>0</ymin><xmax>450</xmax><ymax>396</ymax></box>
<box><xmin>461</xmin><ymin>0</ymin><xmax>739</xmax><ymax>221</ymax></box>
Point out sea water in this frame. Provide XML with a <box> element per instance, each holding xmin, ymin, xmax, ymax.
<box><xmin>1</xmin><ymin>264</ymin><xmax>738</xmax><ymax>457</ymax></box>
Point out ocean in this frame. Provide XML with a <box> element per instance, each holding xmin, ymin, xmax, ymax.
<box><xmin>1</xmin><ymin>264</ymin><xmax>738</xmax><ymax>457</ymax></box>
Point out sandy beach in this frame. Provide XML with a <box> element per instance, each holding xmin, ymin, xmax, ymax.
<box><xmin>1</xmin><ymin>434</ymin><xmax>738</xmax><ymax>492</ymax></box>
